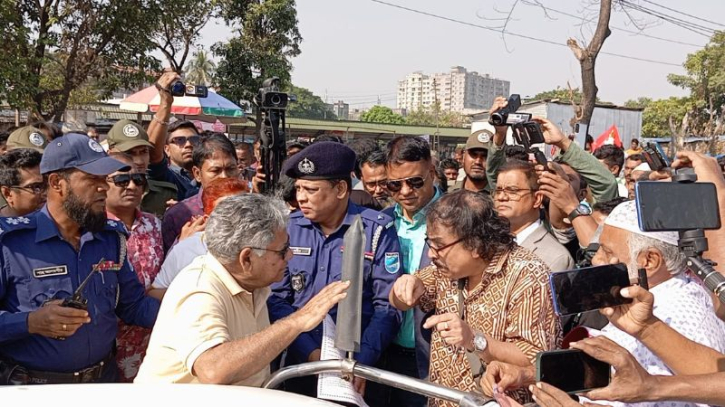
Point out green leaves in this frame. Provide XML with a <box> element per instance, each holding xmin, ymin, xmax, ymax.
<box><xmin>360</xmin><ymin>106</ymin><xmax>405</xmax><ymax>125</ymax></box>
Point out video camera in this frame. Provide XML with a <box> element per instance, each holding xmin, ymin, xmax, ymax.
<box><xmin>258</xmin><ymin>78</ymin><xmax>290</xmax><ymax>110</ymax></box>
<box><xmin>489</xmin><ymin>94</ymin><xmax>547</xmax><ymax>166</ymax></box>
<box><xmin>255</xmin><ymin>77</ymin><xmax>289</xmax><ymax>193</ymax></box>
<box><xmin>170</xmin><ymin>81</ymin><xmax>208</xmax><ymax>98</ymax></box>
<box><xmin>641</xmin><ymin>142</ymin><xmax>671</xmax><ymax>171</ymax></box>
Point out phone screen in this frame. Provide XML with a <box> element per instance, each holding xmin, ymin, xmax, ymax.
<box><xmin>636</xmin><ymin>181</ymin><xmax>721</xmax><ymax>231</ymax></box>
<box><xmin>549</xmin><ymin>264</ymin><xmax>632</xmax><ymax>316</ymax></box>
<box><xmin>536</xmin><ymin>349</ymin><xmax>611</xmax><ymax>393</ymax></box>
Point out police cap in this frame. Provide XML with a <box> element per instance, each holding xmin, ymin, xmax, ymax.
<box><xmin>41</xmin><ymin>132</ymin><xmax>130</xmax><ymax>175</ymax></box>
<box><xmin>106</xmin><ymin>119</ymin><xmax>153</xmax><ymax>152</ymax></box>
<box><xmin>282</xmin><ymin>141</ymin><xmax>356</xmax><ymax>180</ymax></box>
<box><xmin>8</xmin><ymin>126</ymin><xmax>48</xmax><ymax>152</ymax></box>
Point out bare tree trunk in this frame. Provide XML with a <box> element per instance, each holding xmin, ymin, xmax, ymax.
<box><xmin>566</xmin><ymin>0</ymin><xmax>612</xmax><ymax>126</ymax></box>
<box><xmin>669</xmin><ymin>113</ymin><xmax>689</xmax><ymax>156</ymax></box>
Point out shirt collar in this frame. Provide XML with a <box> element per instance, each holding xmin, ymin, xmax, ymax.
<box><xmin>106</xmin><ymin>209</ymin><xmax>142</xmax><ymax>231</ymax></box>
<box><xmin>514</xmin><ymin>220</ymin><xmax>542</xmax><ymax>244</ymax></box>
<box><xmin>35</xmin><ymin>205</ymin><xmax>103</xmax><ymax>244</ymax></box>
<box><xmin>202</xmin><ymin>253</ymin><xmax>271</xmax><ymax>305</ymax></box>
<box><xmin>295</xmin><ymin>200</ymin><xmax>357</xmax><ymax>229</ymax></box>
<box><xmin>394</xmin><ymin>187</ymin><xmax>443</xmax><ymax>226</ymax></box>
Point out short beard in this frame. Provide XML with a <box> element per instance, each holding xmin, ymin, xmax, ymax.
<box><xmin>467</xmin><ymin>173</ymin><xmax>487</xmax><ymax>182</ymax></box>
<box><xmin>63</xmin><ymin>188</ymin><xmax>107</xmax><ymax>233</ymax></box>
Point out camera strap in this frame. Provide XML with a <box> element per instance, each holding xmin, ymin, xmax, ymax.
<box><xmin>458</xmin><ymin>279</ymin><xmax>485</xmax><ymax>391</ymax></box>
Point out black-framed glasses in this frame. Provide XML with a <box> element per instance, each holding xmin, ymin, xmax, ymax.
<box><xmin>107</xmin><ymin>173</ymin><xmax>148</xmax><ymax>189</ymax></box>
<box><xmin>249</xmin><ymin>241</ymin><xmax>291</xmax><ymax>259</ymax></box>
<box><xmin>493</xmin><ymin>187</ymin><xmax>535</xmax><ymax>201</ymax></box>
<box><xmin>168</xmin><ymin>135</ymin><xmax>203</xmax><ymax>147</ymax></box>
<box><xmin>424</xmin><ymin>237</ymin><xmax>463</xmax><ymax>256</ymax></box>
<box><xmin>385</xmin><ymin>173</ymin><xmax>430</xmax><ymax>192</ymax></box>
<box><xmin>9</xmin><ymin>182</ymin><xmax>47</xmax><ymax>195</ymax></box>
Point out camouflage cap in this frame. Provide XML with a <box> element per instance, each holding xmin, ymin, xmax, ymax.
<box><xmin>7</xmin><ymin>126</ymin><xmax>48</xmax><ymax>152</ymax></box>
<box><xmin>106</xmin><ymin>119</ymin><xmax>153</xmax><ymax>152</ymax></box>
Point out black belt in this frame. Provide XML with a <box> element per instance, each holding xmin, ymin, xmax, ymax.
<box><xmin>1</xmin><ymin>351</ymin><xmax>115</xmax><ymax>385</ymax></box>
<box><xmin>388</xmin><ymin>343</ymin><xmax>417</xmax><ymax>356</ymax></box>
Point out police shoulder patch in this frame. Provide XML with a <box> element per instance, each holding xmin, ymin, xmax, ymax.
<box><xmin>360</xmin><ymin>208</ymin><xmax>393</xmax><ymax>225</ymax></box>
<box><xmin>384</xmin><ymin>252</ymin><xmax>401</xmax><ymax>274</ymax></box>
<box><xmin>0</xmin><ymin>214</ymin><xmax>37</xmax><ymax>239</ymax></box>
<box><xmin>104</xmin><ymin>219</ymin><xmax>130</xmax><ymax>236</ymax></box>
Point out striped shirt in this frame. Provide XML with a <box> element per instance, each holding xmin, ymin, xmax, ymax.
<box><xmin>417</xmin><ymin>245</ymin><xmax>561</xmax><ymax>406</ymax></box>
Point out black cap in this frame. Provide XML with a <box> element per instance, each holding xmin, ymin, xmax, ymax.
<box><xmin>282</xmin><ymin>141</ymin><xmax>356</xmax><ymax>180</ymax></box>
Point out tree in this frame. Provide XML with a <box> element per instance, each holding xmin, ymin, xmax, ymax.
<box><xmin>152</xmin><ymin>0</ymin><xmax>218</xmax><ymax>73</ymax></box>
<box><xmin>531</xmin><ymin>87</ymin><xmax>584</xmax><ymax>103</ymax></box>
<box><xmin>360</xmin><ymin>106</ymin><xmax>405</xmax><ymax>125</ymax></box>
<box><xmin>284</xmin><ymin>85</ymin><xmax>336</xmax><ymax>120</ymax></box>
<box><xmin>667</xmin><ymin>31</ymin><xmax>725</xmax><ymax>151</ymax></box>
<box><xmin>213</xmin><ymin>0</ymin><xmax>302</xmax><ymax>131</ymax></box>
<box><xmin>405</xmin><ymin>103</ymin><xmax>468</xmax><ymax>127</ymax></box>
<box><xmin>185</xmin><ymin>48</ymin><xmax>216</xmax><ymax>86</ymax></box>
<box><xmin>623</xmin><ymin>97</ymin><xmax>653</xmax><ymax>109</ymax></box>
<box><xmin>635</xmin><ymin>97</ymin><xmax>691</xmax><ymax>138</ymax></box>
<box><xmin>0</xmin><ymin>0</ymin><xmax>162</xmax><ymax>121</ymax></box>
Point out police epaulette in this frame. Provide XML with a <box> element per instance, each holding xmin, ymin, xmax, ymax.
<box><xmin>360</xmin><ymin>209</ymin><xmax>394</xmax><ymax>225</ymax></box>
<box><xmin>104</xmin><ymin>219</ymin><xmax>130</xmax><ymax>236</ymax></box>
<box><xmin>0</xmin><ymin>215</ymin><xmax>37</xmax><ymax>237</ymax></box>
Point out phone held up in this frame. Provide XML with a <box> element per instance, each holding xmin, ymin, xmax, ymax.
<box><xmin>536</xmin><ymin>348</ymin><xmax>611</xmax><ymax>394</ymax></box>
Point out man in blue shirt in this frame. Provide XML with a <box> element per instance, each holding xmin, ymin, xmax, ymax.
<box><xmin>377</xmin><ymin>135</ymin><xmax>441</xmax><ymax>407</ymax></box>
<box><xmin>0</xmin><ymin>133</ymin><xmax>160</xmax><ymax>384</ymax></box>
<box><xmin>268</xmin><ymin>141</ymin><xmax>402</xmax><ymax>398</ymax></box>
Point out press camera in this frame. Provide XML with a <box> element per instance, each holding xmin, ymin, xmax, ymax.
<box><xmin>170</xmin><ymin>81</ymin><xmax>208</xmax><ymax>98</ymax></box>
<box><xmin>490</xmin><ymin>94</ymin><xmax>547</xmax><ymax>165</ymax></box>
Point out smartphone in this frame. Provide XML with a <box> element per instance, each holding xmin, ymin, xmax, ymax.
<box><xmin>243</xmin><ymin>167</ymin><xmax>257</xmax><ymax>181</ymax></box>
<box><xmin>636</xmin><ymin>181</ymin><xmax>721</xmax><ymax>231</ymax></box>
<box><xmin>549</xmin><ymin>263</ymin><xmax>632</xmax><ymax>316</ymax></box>
<box><xmin>642</xmin><ymin>142</ymin><xmax>671</xmax><ymax>171</ymax></box>
<box><xmin>536</xmin><ymin>349</ymin><xmax>611</xmax><ymax>394</ymax></box>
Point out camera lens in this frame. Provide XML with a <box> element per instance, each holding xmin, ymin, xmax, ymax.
<box><xmin>490</xmin><ymin>113</ymin><xmax>504</xmax><ymax>126</ymax></box>
<box><xmin>271</xmin><ymin>95</ymin><xmax>281</xmax><ymax>105</ymax></box>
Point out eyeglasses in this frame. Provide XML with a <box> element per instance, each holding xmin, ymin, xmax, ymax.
<box><xmin>107</xmin><ymin>173</ymin><xmax>148</xmax><ymax>189</ymax></box>
<box><xmin>168</xmin><ymin>135</ymin><xmax>203</xmax><ymax>147</ymax></box>
<box><xmin>364</xmin><ymin>180</ymin><xmax>388</xmax><ymax>190</ymax></box>
<box><xmin>424</xmin><ymin>237</ymin><xmax>463</xmax><ymax>256</ymax></box>
<box><xmin>249</xmin><ymin>241</ymin><xmax>290</xmax><ymax>259</ymax></box>
<box><xmin>493</xmin><ymin>187</ymin><xmax>535</xmax><ymax>201</ymax></box>
<box><xmin>9</xmin><ymin>182</ymin><xmax>47</xmax><ymax>195</ymax></box>
<box><xmin>385</xmin><ymin>173</ymin><xmax>430</xmax><ymax>193</ymax></box>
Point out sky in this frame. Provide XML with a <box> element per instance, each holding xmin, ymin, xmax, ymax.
<box><xmin>198</xmin><ymin>0</ymin><xmax>725</xmax><ymax>109</ymax></box>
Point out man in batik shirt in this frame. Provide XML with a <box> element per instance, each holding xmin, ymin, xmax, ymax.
<box><xmin>390</xmin><ymin>190</ymin><xmax>560</xmax><ymax>406</ymax></box>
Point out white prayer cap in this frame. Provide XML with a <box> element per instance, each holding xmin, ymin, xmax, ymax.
<box><xmin>604</xmin><ymin>200</ymin><xmax>679</xmax><ymax>246</ymax></box>
<box><xmin>633</xmin><ymin>162</ymin><xmax>652</xmax><ymax>172</ymax></box>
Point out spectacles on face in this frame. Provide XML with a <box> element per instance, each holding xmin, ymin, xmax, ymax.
<box><xmin>106</xmin><ymin>173</ymin><xmax>148</xmax><ymax>189</ymax></box>
<box><xmin>249</xmin><ymin>241</ymin><xmax>290</xmax><ymax>259</ymax></box>
<box><xmin>364</xmin><ymin>180</ymin><xmax>388</xmax><ymax>190</ymax></box>
<box><xmin>168</xmin><ymin>135</ymin><xmax>203</xmax><ymax>148</ymax></box>
<box><xmin>9</xmin><ymin>182</ymin><xmax>47</xmax><ymax>195</ymax></box>
<box><xmin>425</xmin><ymin>237</ymin><xmax>463</xmax><ymax>257</ymax></box>
<box><xmin>493</xmin><ymin>187</ymin><xmax>535</xmax><ymax>201</ymax></box>
<box><xmin>385</xmin><ymin>173</ymin><xmax>429</xmax><ymax>193</ymax></box>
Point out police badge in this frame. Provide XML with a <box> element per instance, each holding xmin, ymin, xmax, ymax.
<box><xmin>291</xmin><ymin>273</ymin><xmax>305</xmax><ymax>293</ymax></box>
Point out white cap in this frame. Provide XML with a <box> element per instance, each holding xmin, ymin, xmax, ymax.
<box><xmin>604</xmin><ymin>200</ymin><xmax>679</xmax><ymax>246</ymax></box>
<box><xmin>633</xmin><ymin>162</ymin><xmax>652</xmax><ymax>172</ymax></box>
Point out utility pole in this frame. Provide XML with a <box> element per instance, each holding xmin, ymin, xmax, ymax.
<box><xmin>433</xmin><ymin>77</ymin><xmax>440</xmax><ymax>152</ymax></box>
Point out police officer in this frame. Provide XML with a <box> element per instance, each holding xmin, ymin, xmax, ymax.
<box><xmin>268</xmin><ymin>141</ymin><xmax>403</xmax><ymax>397</ymax></box>
<box><xmin>0</xmin><ymin>133</ymin><xmax>160</xmax><ymax>384</ymax></box>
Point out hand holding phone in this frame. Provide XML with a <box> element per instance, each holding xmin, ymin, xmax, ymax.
<box><xmin>549</xmin><ymin>264</ymin><xmax>632</xmax><ymax>316</ymax></box>
<box><xmin>535</xmin><ymin>349</ymin><xmax>611</xmax><ymax>394</ymax></box>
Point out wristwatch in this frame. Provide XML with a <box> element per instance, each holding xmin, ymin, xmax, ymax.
<box><xmin>567</xmin><ymin>203</ymin><xmax>592</xmax><ymax>222</ymax></box>
<box><xmin>469</xmin><ymin>332</ymin><xmax>488</xmax><ymax>353</ymax></box>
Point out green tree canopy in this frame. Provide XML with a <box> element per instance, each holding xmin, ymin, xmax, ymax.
<box><xmin>637</xmin><ymin>97</ymin><xmax>692</xmax><ymax>138</ymax></box>
<box><xmin>0</xmin><ymin>0</ymin><xmax>162</xmax><ymax>121</ymax></box>
<box><xmin>185</xmin><ymin>48</ymin><xmax>216</xmax><ymax>86</ymax></box>
<box><xmin>284</xmin><ymin>85</ymin><xmax>336</xmax><ymax>120</ymax></box>
<box><xmin>405</xmin><ymin>102</ymin><xmax>468</xmax><ymax>127</ymax></box>
<box><xmin>360</xmin><ymin>106</ymin><xmax>405</xmax><ymax>125</ymax></box>
<box><xmin>213</xmin><ymin>0</ymin><xmax>302</xmax><ymax>130</ymax></box>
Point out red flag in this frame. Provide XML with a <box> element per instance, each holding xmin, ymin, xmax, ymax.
<box><xmin>592</xmin><ymin>125</ymin><xmax>622</xmax><ymax>151</ymax></box>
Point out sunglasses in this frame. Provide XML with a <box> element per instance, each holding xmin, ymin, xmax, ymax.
<box><xmin>107</xmin><ymin>173</ymin><xmax>148</xmax><ymax>189</ymax></box>
<box><xmin>385</xmin><ymin>173</ymin><xmax>429</xmax><ymax>192</ymax></box>
<box><xmin>168</xmin><ymin>135</ymin><xmax>203</xmax><ymax>147</ymax></box>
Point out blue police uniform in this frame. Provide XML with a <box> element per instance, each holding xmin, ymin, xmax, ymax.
<box><xmin>268</xmin><ymin>203</ymin><xmax>403</xmax><ymax>367</ymax></box>
<box><xmin>268</xmin><ymin>141</ymin><xmax>403</xmax><ymax>369</ymax></box>
<box><xmin>0</xmin><ymin>132</ymin><xmax>160</xmax><ymax>382</ymax></box>
<box><xmin>0</xmin><ymin>207</ymin><xmax>159</xmax><ymax>374</ymax></box>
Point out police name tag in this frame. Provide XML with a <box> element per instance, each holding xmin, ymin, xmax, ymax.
<box><xmin>291</xmin><ymin>247</ymin><xmax>311</xmax><ymax>256</ymax></box>
<box><xmin>33</xmin><ymin>265</ymin><xmax>68</xmax><ymax>278</ymax></box>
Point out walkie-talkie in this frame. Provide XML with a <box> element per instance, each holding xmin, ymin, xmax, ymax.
<box><xmin>61</xmin><ymin>258</ymin><xmax>105</xmax><ymax>310</ymax></box>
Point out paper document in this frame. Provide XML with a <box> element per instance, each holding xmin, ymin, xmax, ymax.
<box><xmin>317</xmin><ymin>315</ymin><xmax>369</xmax><ymax>407</ymax></box>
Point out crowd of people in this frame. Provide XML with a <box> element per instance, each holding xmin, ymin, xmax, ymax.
<box><xmin>1</xmin><ymin>72</ymin><xmax>725</xmax><ymax>407</ymax></box>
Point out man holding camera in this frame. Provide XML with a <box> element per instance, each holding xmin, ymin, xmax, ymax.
<box><xmin>147</xmin><ymin>72</ymin><xmax>203</xmax><ymax>202</ymax></box>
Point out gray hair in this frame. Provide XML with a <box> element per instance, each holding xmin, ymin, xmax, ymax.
<box><xmin>205</xmin><ymin>194</ymin><xmax>289</xmax><ymax>264</ymax></box>
<box><xmin>628</xmin><ymin>232</ymin><xmax>687</xmax><ymax>275</ymax></box>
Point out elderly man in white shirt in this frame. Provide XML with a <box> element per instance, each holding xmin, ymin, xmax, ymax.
<box><xmin>587</xmin><ymin>200</ymin><xmax>725</xmax><ymax>407</ymax></box>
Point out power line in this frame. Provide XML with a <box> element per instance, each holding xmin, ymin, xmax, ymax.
<box><xmin>368</xmin><ymin>0</ymin><xmax>682</xmax><ymax>67</ymax></box>
<box><xmin>619</xmin><ymin>0</ymin><xmax>716</xmax><ymax>38</ymax></box>
<box><xmin>523</xmin><ymin>1</ymin><xmax>704</xmax><ymax>47</ymax></box>
<box><xmin>347</xmin><ymin>97</ymin><xmax>397</xmax><ymax>106</ymax></box>
<box><xmin>638</xmin><ymin>0</ymin><xmax>725</xmax><ymax>29</ymax></box>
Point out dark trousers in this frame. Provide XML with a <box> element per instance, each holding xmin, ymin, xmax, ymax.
<box><xmin>364</xmin><ymin>344</ymin><xmax>427</xmax><ymax>407</ymax></box>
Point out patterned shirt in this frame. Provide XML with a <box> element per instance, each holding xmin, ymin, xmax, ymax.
<box><xmin>161</xmin><ymin>191</ymin><xmax>203</xmax><ymax>253</ymax></box>
<box><xmin>417</xmin><ymin>245</ymin><xmax>560</xmax><ymax>407</ymax></box>
<box><xmin>108</xmin><ymin>210</ymin><xmax>165</xmax><ymax>382</ymax></box>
